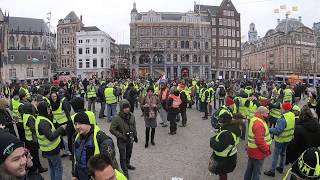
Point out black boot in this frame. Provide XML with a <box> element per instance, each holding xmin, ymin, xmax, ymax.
<box><xmin>151</xmin><ymin>128</ymin><xmax>155</xmax><ymax>146</ymax></box>
<box><xmin>145</xmin><ymin>127</ymin><xmax>150</xmax><ymax>148</ymax></box>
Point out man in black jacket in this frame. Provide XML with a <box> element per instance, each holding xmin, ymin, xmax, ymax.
<box><xmin>179</xmin><ymin>86</ymin><xmax>188</xmax><ymax>127</ymax></box>
<box><xmin>97</xmin><ymin>82</ymin><xmax>106</xmax><ymax>119</ymax></box>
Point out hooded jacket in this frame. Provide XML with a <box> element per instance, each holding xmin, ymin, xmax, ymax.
<box><xmin>286</xmin><ymin>118</ymin><xmax>320</xmax><ymax>164</ymax></box>
<box><xmin>110</xmin><ymin>100</ymin><xmax>137</xmax><ymax>144</ymax></box>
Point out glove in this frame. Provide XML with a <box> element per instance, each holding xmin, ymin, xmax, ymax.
<box><xmin>134</xmin><ymin>136</ymin><xmax>138</xmax><ymax>143</ymax></box>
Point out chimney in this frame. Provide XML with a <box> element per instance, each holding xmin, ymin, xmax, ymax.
<box><xmin>80</xmin><ymin>15</ymin><xmax>82</xmax><ymax>22</ymax></box>
<box><xmin>277</xmin><ymin>19</ymin><xmax>280</xmax><ymax>24</ymax></box>
<box><xmin>298</xmin><ymin>16</ymin><xmax>302</xmax><ymax>22</ymax></box>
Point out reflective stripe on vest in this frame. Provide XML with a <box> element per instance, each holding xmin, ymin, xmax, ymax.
<box><xmin>52</xmin><ymin>97</ymin><xmax>68</xmax><ymax>125</ymax></box>
<box><xmin>12</xmin><ymin>99</ymin><xmax>23</xmax><ymax>123</ymax></box>
<box><xmin>105</xmin><ymin>88</ymin><xmax>117</xmax><ymax>104</ymax></box>
<box><xmin>181</xmin><ymin>90</ymin><xmax>191</xmax><ymax>102</ymax></box>
<box><xmin>238</xmin><ymin>97</ymin><xmax>248</xmax><ymax>116</ymax></box>
<box><xmin>23</xmin><ymin>114</ymin><xmax>34</xmax><ymax>141</ymax></box>
<box><xmin>218</xmin><ymin>106</ymin><xmax>233</xmax><ymax>117</ymax></box>
<box><xmin>270</xmin><ymin>108</ymin><xmax>282</xmax><ymax>119</ymax></box>
<box><xmin>169</xmin><ymin>95</ymin><xmax>181</xmax><ymax>108</ymax></box>
<box><xmin>274</xmin><ymin>112</ymin><xmax>295</xmax><ymax>143</ymax></box>
<box><xmin>283</xmin><ymin>89</ymin><xmax>292</xmax><ymax>102</ymax></box>
<box><xmin>201</xmin><ymin>89</ymin><xmax>208</xmax><ymax>103</ymax></box>
<box><xmin>87</xmin><ymin>86</ymin><xmax>97</xmax><ymax>98</ymax></box>
<box><xmin>248</xmin><ymin>117</ymin><xmax>272</xmax><ymax>148</ymax></box>
<box><xmin>75</xmin><ymin>126</ymin><xmax>101</xmax><ymax>155</ymax></box>
<box><xmin>35</xmin><ymin>116</ymin><xmax>61</xmax><ymax>152</ymax></box>
<box><xmin>213</xmin><ymin>130</ymin><xmax>240</xmax><ymax>157</ymax></box>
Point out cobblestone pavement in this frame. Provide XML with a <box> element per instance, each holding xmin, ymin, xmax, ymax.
<box><xmin>40</xmin><ymin>101</ymin><xmax>305</xmax><ymax>180</ymax></box>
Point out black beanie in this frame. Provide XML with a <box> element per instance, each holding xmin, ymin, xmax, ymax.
<box><xmin>37</xmin><ymin>101</ymin><xmax>49</xmax><ymax>117</ymax></box>
<box><xmin>74</xmin><ymin>111</ymin><xmax>90</xmax><ymax>125</ymax></box>
<box><xmin>70</xmin><ymin>97</ymin><xmax>85</xmax><ymax>112</ymax></box>
<box><xmin>0</xmin><ymin>129</ymin><xmax>24</xmax><ymax>164</ymax></box>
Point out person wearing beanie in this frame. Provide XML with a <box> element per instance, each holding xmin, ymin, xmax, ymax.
<box><xmin>104</xmin><ymin>82</ymin><xmax>118</xmax><ymax>122</ymax></box>
<box><xmin>0</xmin><ymin>128</ymin><xmax>33</xmax><ymax>179</ymax></box>
<box><xmin>264</xmin><ymin>102</ymin><xmax>296</xmax><ymax>177</ymax></box>
<box><xmin>110</xmin><ymin>99</ymin><xmax>138</xmax><ymax>179</ymax></box>
<box><xmin>22</xmin><ymin>102</ymin><xmax>48</xmax><ymax>175</ymax></box>
<box><xmin>35</xmin><ymin>101</ymin><xmax>67</xmax><ymax>180</ymax></box>
<box><xmin>244</xmin><ymin>106</ymin><xmax>272</xmax><ymax>180</ymax></box>
<box><xmin>209</xmin><ymin>112</ymin><xmax>242</xmax><ymax>180</ymax></box>
<box><xmin>72</xmin><ymin>111</ymin><xmax>118</xmax><ymax>180</ymax></box>
<box><xmin>284</xmin><ymin>147</ymin><xmax>320</xmax><ymax>180</ymax></box>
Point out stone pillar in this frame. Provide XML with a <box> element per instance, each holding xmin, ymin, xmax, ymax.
<box><xmin>178</xmin><ymin>66</ymin><xmax>181</xmax><ymax>79</ymax></box>
<box><xmin>171</xmin><ymin>66</ymin><xmax>174</xmax><ymax>80</ymax></box>
<box><xmin>190</xmin><ymin>66</ymin><xmax>193</xmax><ymax>78</ymax></box>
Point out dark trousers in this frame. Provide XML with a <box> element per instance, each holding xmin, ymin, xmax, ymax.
<box><xmin>67</xmin><ymin>121</ymin><xmax>75</xmax><ymax>156</ymax></box>
<box><xmin>168</xmin><ymin>112</ymin><xmax>178</xmax><ymax>133</ymax></box>
<box><xmin>180</xmin><ymin>109</ymin><xmax>187</xmax><ymax>125</ymax></box>
<box><xmin>145</xmin><ymin>127</ymin><xmax>155</xmax><ymax>143</ymax></box>
<box><xmin>26</xmin><ymin>141</ymin><xmax>43</xmax><ymax>174</ymax></box>
<box><xmin>99</xmin><ymin>101</ymin><xmax>106</xmax><ymax>118</ymax></box>
<box><xmin>17</xmin><ymin>123</ymin><xmax>26</xmax><ymax>142</ymax></box>
<box><xmin>203</xmin><ymin>102</ymin><xmax>208</xmax><ymax>117</ymax></box>
<box><xmin>118</xmin><ymin>142</ymin><xmax>133</xmax><ymax>177</ymax></box>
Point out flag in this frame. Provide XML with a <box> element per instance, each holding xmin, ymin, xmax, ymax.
<box><xmin>280</xmin><ymin>5</ymin><xmax>286</xmax><ymax>10</ymax></box>
<box><xmin>274</xmin><ymin>9</ymin><xmax>280</xmax><ymax>13</ymax></box>
<box><xmin>292</xmin><ymin>6</ymin><xmax>298</xmax><ymax>12</ymax></box>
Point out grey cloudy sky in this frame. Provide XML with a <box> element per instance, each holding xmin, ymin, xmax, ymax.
<box><xmin>1</xmin><ymin>0</ymin><xmax>320</xmax><ymax>44</ymax></box>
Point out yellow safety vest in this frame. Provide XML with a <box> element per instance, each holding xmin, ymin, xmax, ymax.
<box><xmin>104</xmin><ymin>88</ymin><xmax>117</xmax><ymax>104</ymax></box>
<box><xmin>213</xmin><ymin>130</ymin><xmax>240</xmax><ymax>157</ymax></box>
<box><xmin>115</xmin><ymin>169</ymin><xmax>127</xmax><ymax>180</ymax></box>
<box><xmin>52</xmin><ymin>97</ymin><xmax>68</xmax><ymax>125</ymax></box>
<box><xmin>35</xmin><ymin>115</ymin><xmax>61</xmax><ymax>152</ymax></box>
<box><xmin>75</xmin><ymin>126</ymin><xmax>101</xmax><ymax>155</ymax></box>
<box><xmin>283</xmin><ymin>89</ymin><xmax>293</xmax><ymax>103</ymax></box>
<box><xmin>201</xmin><ymin>89</ymin><xmax>208</xmax><ymax>103</ymax></box>
<box><xmin>23</xmin><ymin>114</ymin><xmax>34</xmax><ymax>141</ymax></box>
<box><xmin>270</xmin><ymin>107</ymin><xmax>282</xmax><ymax>119</ymax></box>
<box><xmin>248</xmin><ymin>117</ymin><xmax>272</xmax><ymax>148</ymax></box>
<box><xmin>238</xmin><ymin>97</ymin><xmax>248</xmax><ymax>117</ymax></box>
<box><xmin>87</xmin><ymin>86</ymin><xmax>97</xmax><ymax>98</ymax></box>
<box><xmin>274</xmin><ymin>112</ymin><xmax>295</xmax><ymax>143</ymax></box>
<box><xmin>218</xmin><ymin>106</ymin><xmax>234</xmax><ymax>117</ymax></box>
<box><xmin>181</xmin><ymin>90</ymin><xmax>191</xmax><ymax>102</ymax></box>
<box><xmin>12</xmin><ymin>99</ymin><xmax>23</xmax><ymax>123</ymax></box>
<box><xmin>154</xmin><ymin>85</ymin><xmax>160</xmax><ymax>95</ymax></box>
<box><xmin>71</xmin><ymin>111</ymin><xmax>97</xmax><ymax>127</ymax></box>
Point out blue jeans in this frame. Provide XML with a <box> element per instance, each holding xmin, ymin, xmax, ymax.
<box><xmin>99</xmin><ymin>101</ymin><xmax>106</xmax><ymax>117</ymax></box>
<box><xmin>107</xmin><ymin>103</ymin><xmax>117</xmax><ymax>122</ymax></box>
<box><xmin>47</xmin><ymin>154</ymin><xmax>63</xmax><ymax>180</ymax></box>
<box><xmin>244</xmin><ymin>158</ymin><xmax>264</xmax><ymax>180</ymax></box>
<box><xmin>271</xmin><ymin>142</ymin><xmax>288</xmax><ymax>172</ymax></box>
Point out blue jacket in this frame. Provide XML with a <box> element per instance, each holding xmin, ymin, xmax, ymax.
<box><xmin>270</xmin><ymin>118</ymin><xmax>287</xmax><ymax>136</ymax></box>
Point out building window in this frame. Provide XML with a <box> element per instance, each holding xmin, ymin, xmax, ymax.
<box><xmin>167</xmin><ymin>54</ymin><xmax>171</xmax><ymax>62</ymax></box>
<box><xmin>43</xmin><ymin>67</ymin><xmax>48</xmax><ymax>76</ymax></box>
<box><xmin>212</xmin><ymin>39</ymin><xmax>216</xmax><ymax>46</ymax></box>
<box><xmin>9</xmin><ymin>68</ymin><xmax>16</xmax><ymax>78</ymax></box>
<box><xmin>93</xmin><ymin>58</ymin><xmax>97</xmax><ymax>68</ymax></box>
<box><xmin>219</xmin><ymin>39</ymin><xmax>223</xmax><ymax>46</ymax></box>
<box><xmin>26</xmin><ymin>68</ymin><xmax>33</xmax><ymax>77</ymax></box>
<box><xmin>174</xmin><ymin>41</ymin><xmax>177</xmax><ymax>48</ymax></box>
<box><xmin>27</xmin><ymin>55</ymin><xmax>31</xmax><ymax>61</ymax></box>
<box><xmin>193</xmin><ymin>55</ymin><xmax>198</xmax><ymax>62</ymax></box>
<box><xmin>93</xmin><ymin>39</ymin><xmax>97</xmax><ymax>43</ymax></box>
<box><xmin>101</xmin><ymin>58</ymin><xmax>104</xmax><ymax>68</ymax></box>
<box><xmin>79</xmin><ymin>48</ymin><xmax>83</xmax><ymax>54</ymax></box>
<box><xmin>86</xmin><ymin>48</ymin><xmax>90</xmax><ymax>54</ymax></box>
<box><xmin>10</xmin><ymin>55</ymin><xmax>14</xmax><ymax>61</ymax></box>
<box><xmin>173</xmin><ymin>54</ymin><xmax>177</xmax><ymax>62</ymax></box>
<box><xmin>93</xmin><ymin>47</ymin><xmax>97</xmax><ymax>54</ymax></box>
<box><xmin>181</xmin><ymin>41</ymin><xmax>185</xmax><ymax>49</ymax></box>
<box><xmin>185</xmin><ymin>41</ymin><xmax>189</xmax><ymax>49</ymax></box>
<box><xmin>101</xmin><ymin>39</ymin><xmax>104</xmax><ymax>42</ymax></box>
<box><xmin>79</xmin><ymin>39</ymin><xmax>83</xmax><ymax>44</ymax></box>
<box><xmin>86</xmin><ymin>59</ymin><xmax>90</xmax><ymax>68</ymax></box>
<box><xmin>43</xmin><ymin>55</ymin><xmax>47</xmax><ymax>60</ymax></box>
<box><xmin>236</xmin><ymin>21</ymin><xmax>239</xmax><ymax>27</ymax></box>
<box><xmin>166</xmin><ymin>40</ymin><xmax>171</xmax><ymax>48</ymax></box>
<box><xmin>86</xmin><ymin>39</ymin><xmax>90</xmax><ymax>43</ymax></box>
<box><xmin>205</xmin><ymin>55</ymin><xmax>209</xmax><ymax>63</ymax></box>
<box><xmin>219</xmin><ymin>18</ymin><xmax>222</xmax><ymax>25</ymax></box>
<box><xmin>205</xmin><ymin>42</ymin><xmax>209</xmax><ymax>50</ymax></box>
<box><xmin>101</xmin><ymin>47</ymin><xmax>104</xmax><ymax>53</ymax></box>
<box><xmin>79</xmin><ymin>59</ymin><xmax>83</xmax><ymax>68</ymax></box>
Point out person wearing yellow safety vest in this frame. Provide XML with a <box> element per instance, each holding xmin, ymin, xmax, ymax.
<box><xmin>50</xmin><ymin>91</ymin><xmax>72</xmax><ymax>157</ymax></box>
<box><xmin>35</xmin><ymin>101</ymin><xmax>67</xmax><ymax>180</ymax></box>
<box><xmin>207</xmin><ymin>83</ymin><xmax>215</xmax><ymax>115</ymax></box>
<box><xmin>87</xmin><ymin>79</ymin><xmax>98</xmax><ymax>112</ymax></box>
<box><xmin>268</xmin><ymin>98</ymin><xmax>282</xmax><ymax>128</ymax></box>
<box><xmin>244</xmin><ymin>106</ymin><xmax>272</xmax><ymax>180</ymax></box>
<box><xmin>209</xmin><ymin>112</ymin><xmax>241</xmax><ymax>180</ymax></box>
<box><xmin>88</xmin><ymin>153</ymin><xmax>127</xmax><ymax>180</ymax></box>
<box><xmin>179</xmin><ymin>84</ymin><xmax>190</xmax><ymax>127</ymax></box>
<box><xmin>282</xmin><ymin>85</ymin><xmax>293</xmax><ymax>103</ymax></box>
<box><xmin>19</xmin><ymin>82</ymin><xmax>31</xmax><ymax>102</ymax></box>
<box><xmin>105</xmin><ymin>82</ymin><xmax>118</xmax><ymax>122</ymax></box>
<box><xmin>22</xmin><ymin>102</ymin><xmax>48</xmax><ymax>174</ymax></box>
<box><xmin>200</xmin><ymin>84</ymin><xmax>210</xmax><ymax>120</ymax></box>
<box><xmin>195</xmin><ymin>82</ymin><xmax>201</xmax><ymax>110</ymax></box>
<box><xmin>10</xmin><ymin>91</ymin><xmax>27</xmax><ymax>142</ymax></box>
<box><xmin>72</xmin><ymin>111</ymin><xmax>118</xmax><ymax>180</ymax></box>
<box><xmin>264</xmin><ymin>102</ymin><xmax>296</xmax><ymax>177</ymax></box>
<box><xmin>2</xmin><ymin>83</ymin><xmax>11</xmax><ymax>99</ymax></box>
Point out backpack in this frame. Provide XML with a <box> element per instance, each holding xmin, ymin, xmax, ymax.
<box><xmin>219</xmin><ymin>87</ymin><xmax>226</xmax><ymax>97</ymax></box>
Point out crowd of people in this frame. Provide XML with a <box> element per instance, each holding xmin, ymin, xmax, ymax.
<box><xmin>0</xmin><ymin>77</ymin><xmax>319</xmax><ymax>180</ymax></box>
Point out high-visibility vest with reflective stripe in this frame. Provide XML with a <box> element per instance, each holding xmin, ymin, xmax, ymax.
<box><xmin>169</xmin><ymin>95</ymin><xmax>181</xmax><ymax>108</ymax></box>
<box><xmin>196</xmin><ymin>85</ymin><xmax>200</xmax><ymax>94</ymax></box>
<box><xmin>247</xmin><ymin>102</ymin><xmax>257</xmax><ymax>120</ymax></box>
<box><xmin>4</xmin><ymin>87</ymin><xmax>10</xmax><ymax>96</ymax></box>
<box><xmin>238</xmin><ymin>97</ymin><xmax>248</xmax><ymax>116</ymax></box>
<box><xmin>208</xmin><ymin>87</ymin><xmax>214</xmax><ymax>102</ymax></box>
<box><xmin>181</xmin><ymin>90</ymin><xmax>191</xmax><ymax>102</ymax></box>
<box><xmin>248</xmin><ymin>117</ymin><xmax>272</xmax><ymax>148</ymax></box>
<box><xmin>274</xmin><ymin>112</ymin><xmax>295</xmax><ymax>143</ymax></box>
<box><xmin>154</xmin><ymin>85</ymin><xmax>160</xmax><ymax>95</ymax></box>
<box><xmin>43</xmin><ymin>97</ymin><xmax>51</xmax><ymax>107</ymax></box>
<box><xmin>213</xmin><ymin>130</ymin><xmax>240</xmax><ymax>157</ymax></box>
<box><xmin>35</xmin><ymin>116</ymin><xmax>61</xmax><ymax>152</ymax></box>
<box><xmin>23</xmin><ymin>114</ymin><xmax>34</xmax><ymax>141</ymax></box>
<box><xmin>200</xmin><ymin>89</ymin><xmax>208</xmax><ymax>103</ymax></box>
<box><xmin>218</xmin><ymin>106</ymin><xmax>233</xmax><ymax>117</ymax></box>
<box><xmin>115</xmin><ymin>169</ymin><xmax>127</xmax><ymax>180</ymax></box>
<box><xmin>199</xmin><ymin>88</ymin><xmax>204</xmax><ymax>98</ymax></box>
<box><xmin>12</xmin><ymin>99</ymin><xmax>23</xmax><ymax>123</ymax></box>
<box><xmin>20</xmin><ymin>87</ymin><xmax>31</xmax><ymax>99</ymax></box>
<box><xmin>283</xmin><ymin>89</ymin><xmax>293</xmax><ymax>102</ymax></box>
<box><xmin>71</xmin><ymin>111</ymin><xmax>97</xmax><ymax>127</ymax></box>
<box><xmin>75</xmin><ymin>126</ymin><xmax>101</xmax><ymax>155</ymax></box>
<box><xmin>87</xmin><ymin>86</ymin><xmax>97</xmax><ymax>98</ymax></box>
<box><xmin>270</xmin><ymin>107</ymin><xmax>282</xmax><ymax>119</ymax></box>
<box><xmin>104</xmin><ymin>88</ymin><xmax>117</xmax><ymax>104</ymax></box>
<box><xmin>52</xmin><ymin>97</ymin><xmax>68</xmax><ymax>125</ymax></box>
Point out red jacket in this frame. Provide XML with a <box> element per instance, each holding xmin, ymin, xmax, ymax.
<box><xmin>247</xmin><ymin>113</ymin><xmax>272</xmax><ymax>160</ymax></box>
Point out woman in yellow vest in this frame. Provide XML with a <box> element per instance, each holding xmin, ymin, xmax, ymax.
<box><xmin>88</xmin><ymin>154</ymin><xmax>127</xmax><ymax>180</ymax></box>
<box><xmin>72</xmin><ymin>112</ymin><xmax>118</xmax><ymax>180</ymax></box>
<box><xmin>209</xmin><ymin>112</ymin><xmax>242</xmax><ymax>180</ymax></box>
